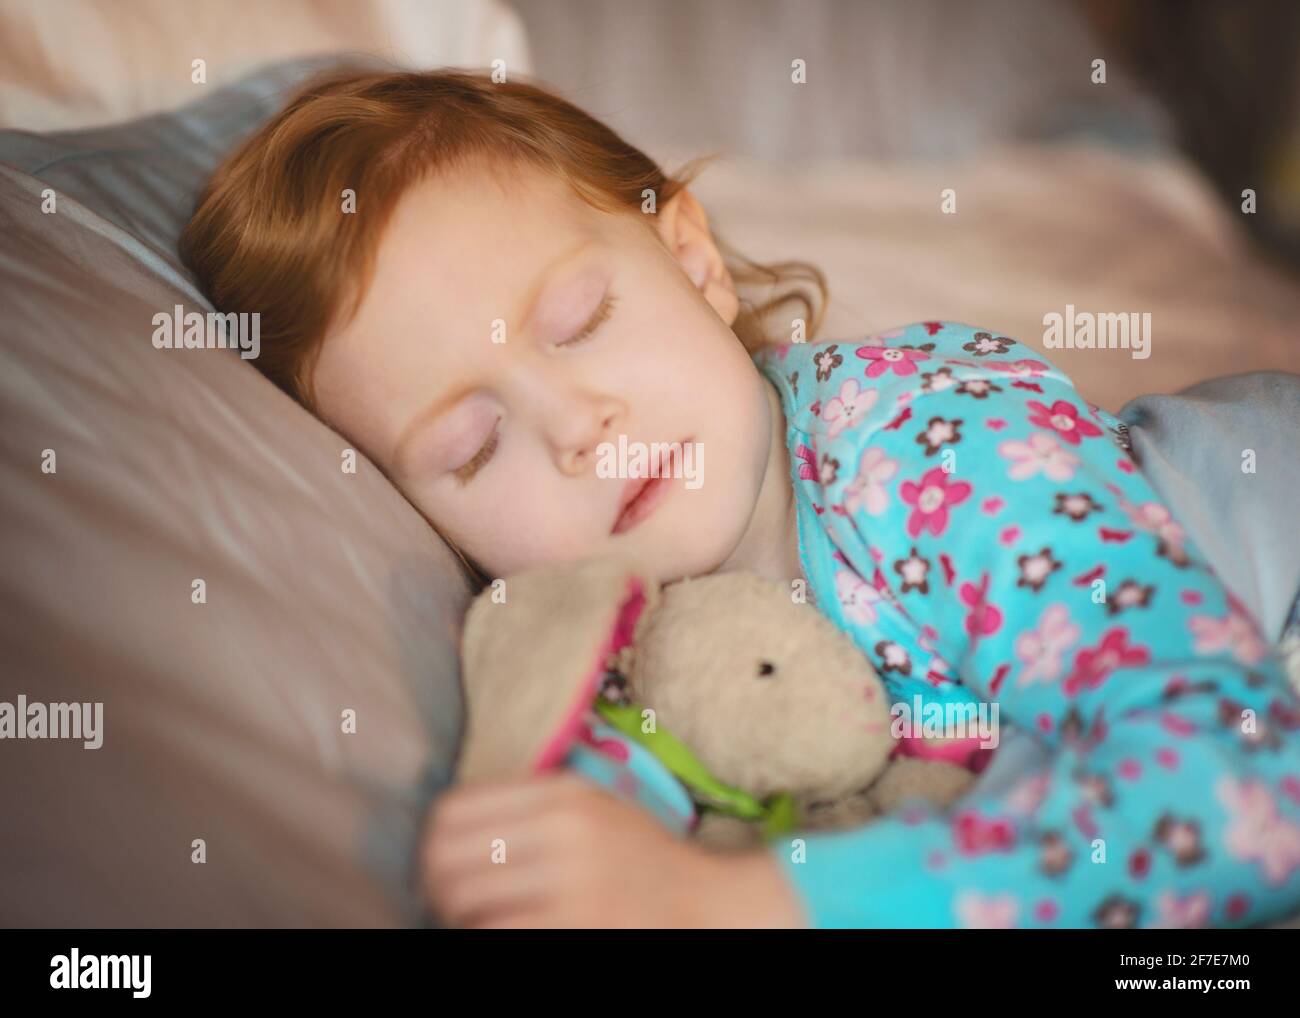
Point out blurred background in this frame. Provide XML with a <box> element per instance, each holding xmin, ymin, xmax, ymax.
<box><xmin>514</xmin><ymin>0</ymin><xmax>1300</xmax><ymax>266</ymax></box>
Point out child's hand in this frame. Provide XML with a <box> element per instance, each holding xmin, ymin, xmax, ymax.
<box><xmin>422</xmin><ymin>771</ymin><xmax>808</xmax><ymax>928</ymax></box>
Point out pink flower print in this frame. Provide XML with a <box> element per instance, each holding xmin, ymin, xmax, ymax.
<box><xmin>916</xmin><ymin>415</ymin><xmax>964</xmax><ymax>456</ymax></box>
<box><xmin>1004</xmin><ymin>771</ymin><xmax>1052</xmax><ymax>816</ymax></box>
<box><xmin>892</xmin><ymin>546</ymin><xmax>932</xmax><ymax>594</ymax></box>
<box><xmin>953</xmin><ymin>810</ymin><xmax>1017</xmax><ymax>855</ymax></box>
<box><xmin>1015</xmin><ymin>546</ymin><xmax>1062</xmax><ymax>591</ymax></box>
<box><xmin>1121</xmin><ymin>498</ymin><xmax>1180</xmax><ymax>541</ymax></box>
<box><xmin>875</xmin><ymin>640</ymin><xmax>912</xmax><ymax>676</ymax></box>
<box><xmin>961</xmin><ymin>331</ymin><xmax>1016</xmax><ymax>357</ymax></box>
<box><xmin>1075</xmin><ymin>771</ymin><xmax>1114</xmax><ymax>806</ymax></box>
<box><xmin>812</xmin><ymin>343</ymin><xmax>843</xmax><ymax>381</ymax></box>
<box><xmin>835</xmin><ymin>567</ymin><xmax>881</xmax><ymax>626</ymax></box>
<box><xmin>1034</xmin><ymin>899</ymin><xmax>1060</xmax><ymax>923</ymax></box>
<box><xmin>1107</xmin><ymin>579</ymin><xmax>1154</xmax><ymax>616</ymax></box>
<box><xmin>821</xmin><ymin>377</ymin><xmax>878</xmax><ymax>437</ymax></box>
<box><xmin>793</xmin><ymin>443</ymin><xmax>817</xmax><ymax>481</ymax></box>
<box><xmin>924</xmin><ymin>655</ymin><xmax>956</xmax><ymax>688</ymax></box>
<box><xmin>1053</xmin><ymin>491</ymin><xmax>1101</xmax><ymax>522</ymax></box>
<box><xmin>1152</xmin><ymin>892</ymin><xmax>1212</xmax><ymax>929</ymax></box>
<box><xmin>955</xmin><ymin>377</ymin><xmax>1001</xmax><ymax>399</ymax></box>
<box><xmin>1189</xmin><ymin>603</ymin><xmax>1270</xmax><ymax>666</ymax></box>
<box><xmin>1225</xmin><ymin>894</ymin><xmax>1252</xmax><ymax>920</ymax></box>
<box><xmin>1026</xmin><ymin>399</ymin><xmax>1103</xmax><ymax>446</ymax></box>
<box><xmin>1119</xmin><ymin>496</ymin><xmax>1190</xmax><ymax>566</ymax></box>
<box><xmin>921</xmin><ymin>366</ymin><xmax>959</xmax><ymax>393</ymax></box>
<box><xmin>1015</xmin><ymin>603</ymin><xmax>1081</xmax><ymax>686</ymax></box>
<box><xmin>987</xmin><ymin>358</ymin><xmax>1049</xmax><ymax>378</ymax></box>
<box><xmin>856</xmin><ymin>343</ymin><xmax>931</xmax><ymax>378</ymax></box>
<box><xmin>1093</xmin><ymin>896</ymin><xmax>1141</xmax><ymax>928</ymax></box>
<box><xmin>899</xmin><ymin>466</ymin><xmax>972</xmax><ymax>538</ymax></box>
<box><xmin>885</xmin><ymin>406</ymin><xmax>913</xmax><ymax>431</ymax></box>
<box><xmin>959</xmin><ymin>572</ymin><xmax>1003</xmax><ymax>640</ymax></box>
<box><xmin>955</xmin><ymin>891</ymin><xmax>1018</xmax><ymax>929</ymax></box>
<box><xmin>1063</xmin><ymin>626</ymin><xmax>1151</xmax><ymax>696</ymax></box>
<box><xmin>843</xmin><ymin>447</ymin><xmax>899</xmax><ymax>516</ymax></box>
<box><xmin>998</xmin><ymin>432</ymin><xmax>1080</xmax><ymax>482</ymax></box>
<box><xmin>1217</xmin><ymin>776</ymin><xmax>1300</xmax><ymax>885</ymax></box>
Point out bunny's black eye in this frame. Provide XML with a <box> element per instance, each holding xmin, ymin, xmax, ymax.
<box><xmin>757</xmin><ymin>661</ymin><xmax>777</xmax><ymax>677</ymax></box>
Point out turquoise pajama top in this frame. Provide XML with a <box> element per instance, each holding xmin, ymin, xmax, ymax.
<box><xmin>569</xmin><ymin>321</ymin><xmax>1300</xmax><ymax>929</ymax></box>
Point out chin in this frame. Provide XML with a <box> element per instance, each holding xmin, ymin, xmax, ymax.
<box><xmin>659</xmin><ymin>515</ymin><xmax>745</xmax><ymax>583</ymax></box>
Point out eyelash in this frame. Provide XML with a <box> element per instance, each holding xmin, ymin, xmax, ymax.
<box><xmin>453</xmin><ymin>422</ymin><xmax>500</xmax><ymax>486</ymax></box>
<box><xmin>557</xmin><ymin>294</ymin><xmax>618</xmax><ymax>347</ymax></box>
<box><xmin>451</xmin><ymin>295</ymin><xmax>617</xmax><ymax>485</ymax></box>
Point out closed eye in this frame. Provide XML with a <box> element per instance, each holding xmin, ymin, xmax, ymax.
<box><xmin>452</xmin><ymin>418</ymin><xmax>500</xmax><ymax>486</ymax></box>
<box><xmin>557</xmin><ymin>294</ymin><xmax>617</xmax><ymax>347</ymax></box>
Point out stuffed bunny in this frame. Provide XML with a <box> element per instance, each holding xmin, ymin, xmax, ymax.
<box><xmin>453</xmin><ymin>557</ymin><xmax>976</xmax><ymax>849</ymax></box>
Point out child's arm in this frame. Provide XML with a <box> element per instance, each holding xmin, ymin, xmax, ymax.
<box><xmin>773</xmin><ymin>322</ymin><xmax>1300</xmax><ymax>928</ymax></box>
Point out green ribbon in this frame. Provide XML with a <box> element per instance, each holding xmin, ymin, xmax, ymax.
<box><xmin>593</xmin><ymin>698</ymin><xmax>798</xmax><ymax>840</ymax></box>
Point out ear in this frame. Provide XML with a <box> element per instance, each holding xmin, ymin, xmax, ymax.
<box><xmin>656</xmin><ymin>187</ymin><xmax>740</xmax><ymax>327</ymax></box>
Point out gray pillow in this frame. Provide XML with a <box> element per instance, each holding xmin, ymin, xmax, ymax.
<box><xmin>0</xmin><ymin>56</ymin><xmax>472</xmax><ymax>926</ymax></box>
<box><xmin>1119</xmin><ymin>371</ymin><xmax>1300</xmax><ymax>644</ymax></box>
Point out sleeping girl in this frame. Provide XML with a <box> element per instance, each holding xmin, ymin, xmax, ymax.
<box><xmin>179</xmin><ymin>68</ymin><xmax>1300</xmax><ymax>929</ymax></box>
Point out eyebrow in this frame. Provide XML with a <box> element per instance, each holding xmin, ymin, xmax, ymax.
<box><xmin>390</xmin><ymin>239</ymin><xmax>596</xmax><ymax>471</ymax></box>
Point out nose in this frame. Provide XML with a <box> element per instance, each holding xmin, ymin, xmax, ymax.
<box><xmin>553</xmin><ymin>393</ymin><xmax>622</xmax><ymax>478</ymax></box>
<box><xmin>504</xmin><ymin>355</ymin><xmax>625</xmax><ymax>477</ymax></box>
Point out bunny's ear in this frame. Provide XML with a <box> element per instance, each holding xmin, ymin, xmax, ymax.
<box><xmin>454</xmin><ymin>556</ymin><xmax>658</xmax><ymax>785</ymax></box>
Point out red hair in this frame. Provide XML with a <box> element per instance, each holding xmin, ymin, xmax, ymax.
<box><xmin>180</xmin><ymin>67</ymin><xmax>827</xmax><ymax>410</ymax></box>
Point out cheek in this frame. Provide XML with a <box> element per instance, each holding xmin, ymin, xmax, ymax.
<box><xmin>423</xmin><ymin>491</ymin><xmax>528</xmax><ymax>576</ymax></box>
<box><xmin>617</xmin><ymin>308</ymin><xmax>751</xmax><ymax>427</ymax></box>
<box><xmin>411</xmin><ymin>458</ymin><xmax>591</xmax><ymax>575</ymax></box>
<box><xmin>679</xmin><ymin>327</ymin><xmax>766</xmax><ymax>442</ymax></box>
<box><xmin>660</xmin><ymin>297</ymin><xmax>751</xmax><ymax>384</ymax></box>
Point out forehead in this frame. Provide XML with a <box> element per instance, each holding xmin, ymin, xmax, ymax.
<box><xmin>370</xmin><ymin>160</ymin><xmax>607</xmax><ymax>313</ymax></box>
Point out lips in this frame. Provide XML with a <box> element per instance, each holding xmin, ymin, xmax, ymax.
<box><xmin>611</xmin><ymin>441</ymin><xmax>683</xmax><ymax>535</ymax></box>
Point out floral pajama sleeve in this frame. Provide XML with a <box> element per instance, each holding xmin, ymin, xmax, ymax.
<box><xmin>749</xmin><ymin>321</ymin><xmax>1300</xmax><ymax>929</ymax></box>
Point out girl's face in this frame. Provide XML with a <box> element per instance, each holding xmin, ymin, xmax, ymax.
<box><xmin>312</xmin><ymin>161</ymin><xmax>774</xmax><ymax>584</ymax></box>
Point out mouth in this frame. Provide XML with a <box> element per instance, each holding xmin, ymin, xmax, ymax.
<box><xmin>610</xmin><ymin>439</ymin><xmax>688</xmax><ymax>536</ymax></box>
